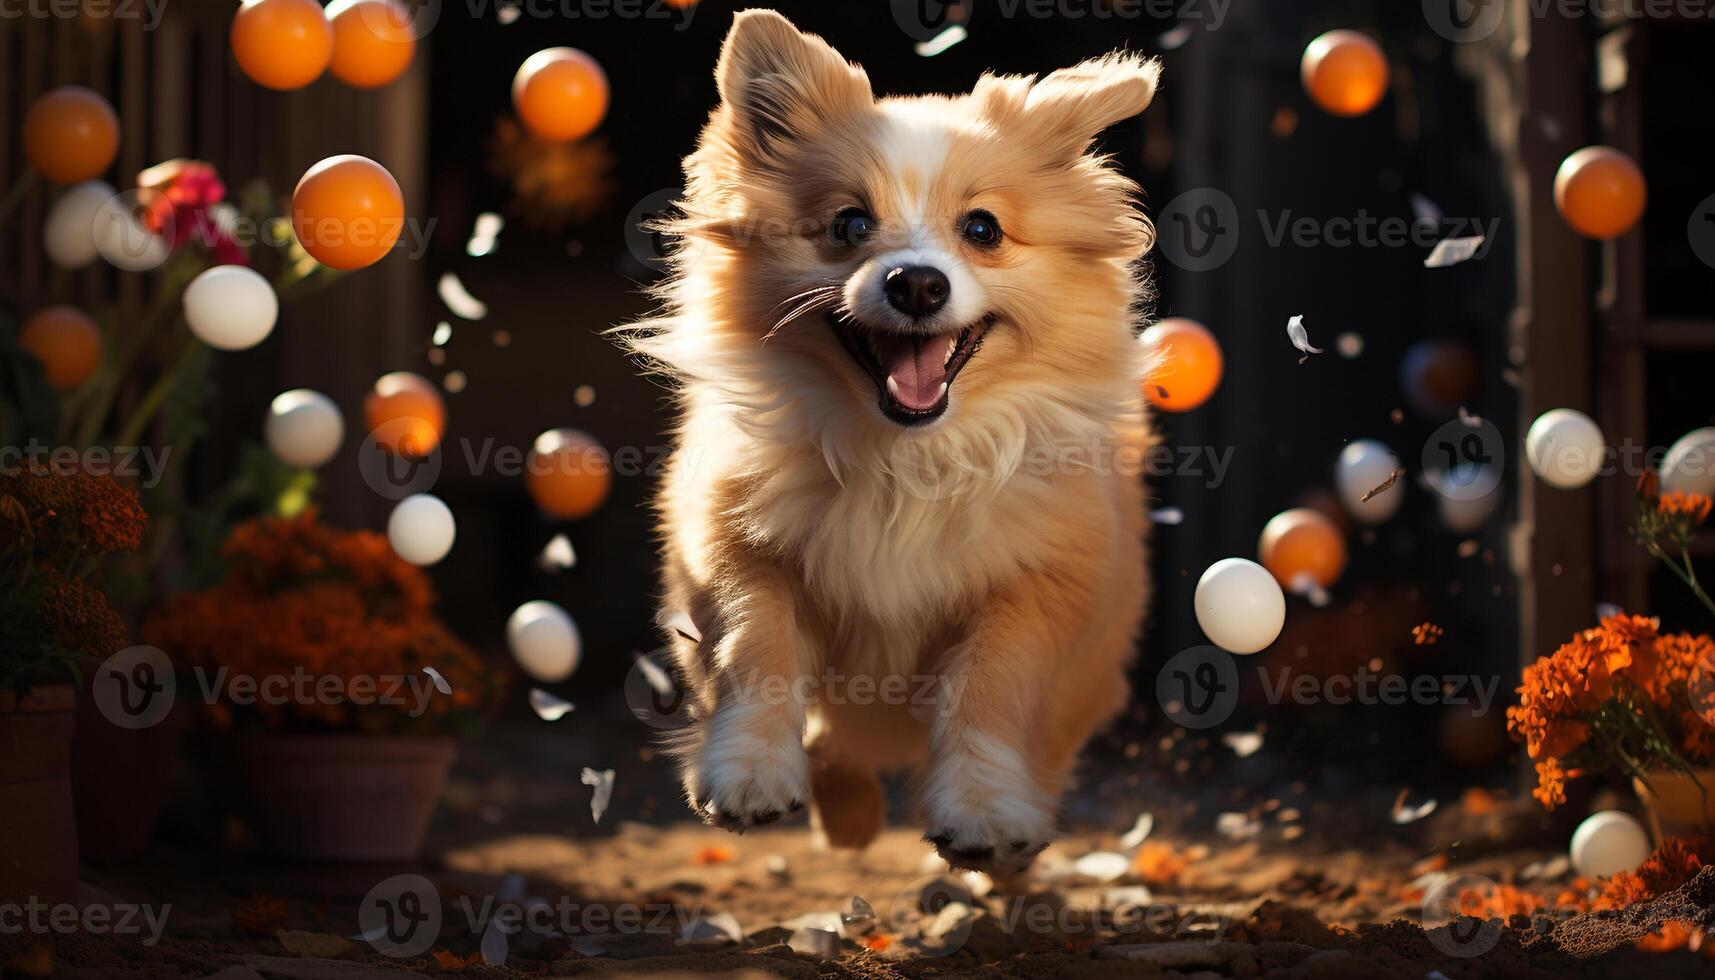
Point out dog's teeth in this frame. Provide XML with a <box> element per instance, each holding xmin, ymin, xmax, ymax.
<box><xmin>886</xmin><ymin>375</ymin><xmax>901</xmax><ymax>398</ymax></box>
<box><xmin>945</xmin><ymin>337</ymin><xmax>957</xmax><ymax>364</ymax></box>
<box><xmin>935</xmin><ymin>382</ymin><xmax>948</xmax><ymax>400</ymax></box>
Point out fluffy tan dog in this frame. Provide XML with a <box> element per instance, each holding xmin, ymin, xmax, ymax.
<box><xmin>627</xmin><ymin>9</ymin><xmax>1157</xmax><ymax>875</ymax></box>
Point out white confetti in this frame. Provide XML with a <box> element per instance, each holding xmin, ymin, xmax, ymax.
<box><xmin>766</xmin><ymin>854</ymin><xmax>790</xmax><ymax>879</ymax></box>
<box><xmin>1220</xmin><ymin>731</ymin><xmax>1263</xmax><ymax>758</ymax></box>
<box><xmin>1595</xmin><ymin>602</ymin><xmax>1623</xmax><ymax>620</ymax></box>
<box><xmin>580</xmin><ymin>767</ymin><xmax>615</xmax><ymax>824</ymax></box>
<box><xmin>680</xmin><ymin>912</ymin><xmax>743</xmax><ymax>949</ymax></box>
<box><xmin>841</xmin><ymin>896</ymin><xmax>875</xmax><ymax>936</ymax></box>
<box><xmin>914</xmin><ymin>25</ymin><xmax>966</xmax><ymax>57</ymax></box>
<box><xmin>528</xmin><ymin>688</ymin><xmax>575</xmax><ymax>721</ymax></box>
<box><xmin>467</xmin><ymin>212</ymin><xmax>504</xmax><ymax>257</ymax></box>
<box><xmin>431</xmin><ymin>321</ymin><xmax>452</xmax><ymax>346</ymax></box>
<box><xmin>538</xmin><ymin>533</ymin><xmax>576</xmax><ymax>572</ymax></box>
<box><xmin>437</xmin><ymin>272</ymin><xmax>488</xmax><ymax>320</ymax></box>
<box><xmin>1119</xmin><ymin>812</ymin><xmax>1155</xmax><ymax>850</ymax></box>
<box><xmin>1215</xmin><ymin>812</ymin><xmax>1262</xmax><ymax>840</ymax></box>
<box><xmin>1392</xmin><ymin>796</ymin><xmax>1439</xmax><ymax>825</ymax></box>
<box><xmin>1072</xmin><ymin>851</ymin><xmax>1131</xmax><ymax>883</ymax></box>
<box><xmin>1148</xmin><ymin>507</ymin><xmax>1183</xmax><ymax>526</ymax></box>
<box><xmin>1409</xmin><ymin>192</ymin><xmax>1443</xmax><ymax>228</ymax></box>
<box><xmin>656</xmin><ymin>608</ymin><xmax>702</xmax><ymax>644</ymax></box>
<box><xmin>421</xmin><ymin>666</ymin><xmax>451</xmax><ymax>696</ymax></box>
<box><xmin>633</xmin><ymin>651</ymin><xmax>675</xmax><ymax>699</ymax></box>
<box><xmin>1157</xmin><ymin>24</ymin><xmax>1194</xmax><ymax>49</ymax></box>
<box><xmin>787</xmin><ymin>927</ymin><xmax>839</xmax><ymax>960</ymax></box>
<box><xmin>480</xmin><ymin>916</ymin><xmax>509</xmax><ymax>966</ymax></box>
<box><xmin>1286</xmin><ymin>315</ymin><xmax>1324</xmax><ymax>364</ymax></box>
<box><xmin>1423</xmin><ymin>235</ymin><xmax>1486</xmax><ymax>268</ymax></box>
<box><xmin>1105</xmin><ymin>885</ymin><xmax>1154</xmax><ymax>909</ymax></box>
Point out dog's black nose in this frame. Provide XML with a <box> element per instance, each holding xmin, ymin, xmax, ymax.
<box><xmin>883</xmin><ymin>266</ymin><xmax>950</xmax><ymax>318</ymax></box>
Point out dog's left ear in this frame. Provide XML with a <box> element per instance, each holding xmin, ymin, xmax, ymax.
<box><xmin>714</xmin><ymin>10</ymin><xmax>872</xmax><ymax>167</ymax></box>
<box><xmin>1012</xmin><ymin>53</ymin><xmax>1161</xmax><ymax>160</ymax></box>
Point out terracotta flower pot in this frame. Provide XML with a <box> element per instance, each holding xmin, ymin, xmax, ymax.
<box><xmin>71</xmin><ymin>672</ymin><xmax>189</xmax><ymax>861</ymax></box>
<box><xmin>0</xmin><ymin>685</ymin><xmax>80</xmax><ymax>905</ymax></box>
<box><xmin>232</xmin><ymin>734</ymin><xmax>456</xmax><ymax>862</ymax></box>
<box><xmin>1633</xmin><ymin>768</ymin><xmax>1715</xmax><ymax>840</ymax></box>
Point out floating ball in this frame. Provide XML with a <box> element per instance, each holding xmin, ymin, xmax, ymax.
<box><xmin>23</xmin><ymin>87</ymin><xmax>119</xmax><ymax>184</ymax></box>
<box><xmin>1661</xmin><ymin>427</ymin><xmax>1715</xmax><ymax>497</ymax></box>
<box><xmin>364</xmin><ymin>371</ymin><xmax>444</xmax><ymax>456</ymax></box>
<box><xmin>1140</xmin><ymin>317</ymin><xmax>1223</xmax><ymax>413</ymax></box>
<box><xmin>1258</xmin><ymin>508</ymin><xmax>1347</xmax><ymax>591</ymax></box>
<box><xmin>1434</xmin><ymin>464</ymin><xmax>1503</xmax><ymax>533</ymax></box>
<box><xmin>19</xmin><ymin>306</ymin><xmax>101</xmax><ymax>392</ymax></box>
<box><xmin>1334</xmin><ymin>439</ymin><xmax>1404</xmax><ymax>524</ymax></box>
<box><xmin>291</xmin><ymin>154</ymin><xmax>404</xmax><ymax>270</ymax></box>
<box><xmin>512</xmin><ymin>48</ymin><xmax>610</xmax><ymax>142</ymax></box>
<box><xmin>1570</xmin><ymin>810</ymin><xmax>1651</xmax><ymax>879</ymax></box>
<box><xmin>326</xmin><ymin>0</ymin><xmax>416</xmax><ymax>88</ymax></box>
<box><xmin>230</xmin><ymin>0</ymin><xmax>333</xmax><ymax>91</ymax></box>
<box><xmin>525</xmin><ymin>428</ymin><xmax>611</xmax><ymax>520</ymax></box>
<box><xmin>1525</xmin><ymin>408</ymin><xmax>1605</xmax><ymax>490</ymax></box>
<box><xmin>387</xmin><ymin>493</ymin><xmax>455</xmax><ymax>566</ymax></box>
<box><xmin>183</xmin><ymin>265</ymin><xmax>279</xmax><ymax>351</ymax></box>
<box><xmin>507</xmin><ymin>600</ymin><xmax>582</xmax><ymax>683</ymax></box>
<box><xmin>1400</xmin><ymin>339</ymin><xmax>1480</xmax><ymax>420</ymax></box>
<box><xmin>44</xmin><ymin>181</ymin><xmax>115</xmax><ymax>268</ymax></box>
<box><xmin>1300</xmin><ymin>30</ymin><xmax>1388</xmax><ymax>117</ymax></box>
<box><xmin>1194</xmin><ymin>558</ymin><xmax>1286</xmax><ymax>655</ymax></box>
<box><xmin>1554</xmin><ymin>147</ymin><xmax>1646</xmax><ymax>240</ymax></box>
<box><xmin>266</xmin><ymin>389</ymin><xmax>344</xmax><ymax>469</ymax></box>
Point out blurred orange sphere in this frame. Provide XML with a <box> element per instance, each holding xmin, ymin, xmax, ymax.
<box><xmin>23</xmin><ymin>87</ymin><xmax>119</xmax><ymax>184</ymax></box>
<box><xmin>291</xmin><ymin>155</ymin><xmax>404</xmax><ymax>270</ymax></box>
<box><xmin>364</xmin><ymin>372</ymin><xmax>444</xmax><ymax>456</ymax></box>
<box><xmin>1140</xmin><ymin>317</ymin><xmax>1223</xmax><ymax>412</ymax></box>
<box><xmin>230</xmin><ymin>0</ymin><xmax>333</xmax><ymax>91</ymax></box>
<box><xmin>1258</xmin><ymin>507</ymin><xmax>1347</xmax><ymax>591</ymax></box>
<box><xmin>327</xmin><ymin>0</ymin><xmax>416</xmax><ymax>88</ymax></box>
<box><xmin>512</xmin><ymin>48</ymin><xmax>610</xmax><ymax>142</ymax></box>
<box><xmin>1300</xmin><ymin>30</ymin><xmax>1388</xmax><ymax>117</ymax></box>
<box><xmin>526</xmin><ymin>429</ymin><xmax>611</xmax><ymax>520</ymax></box>
<box><xmin>19</xmin><ymin>306</ymin><xmax>101</xmax><ymax>392</ymax></box>
<box><xmin>1553</xmin><ymin>146</ymin><xmax>1646</xmax><ymax>239</ymax></box>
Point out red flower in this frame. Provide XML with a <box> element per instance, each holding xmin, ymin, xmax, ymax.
<box><xmin>136</xmin><ymin>159</ymin><xmax>248</xmax><ymax>266</ymax></box>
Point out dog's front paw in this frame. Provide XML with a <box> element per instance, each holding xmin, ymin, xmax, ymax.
<box><xmin>923</xmin><ymin>813</ymin><xmax>1052</xmax><ymax>876</ymax></box>
<box><xmin>684</xmin><ymin>711</ymin><xmax>809</xmax><ymax>832</ymax></box>
<box><xmin>922</xmin><ymin>735</ymin><xmax>1055</xmax><ymax>875</ymax></box>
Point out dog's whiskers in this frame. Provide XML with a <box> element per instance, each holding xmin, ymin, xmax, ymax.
<box><xmin>764</xmin><ymin>285</ymin><xmax>841</xmax><ymax>342</ymax></box>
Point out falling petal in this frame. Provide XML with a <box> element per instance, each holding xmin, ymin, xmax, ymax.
<box><xmin>1286</xmin><ymin>315</ymin><xmax>1324</xmax><ymax>364</ymax></box>
<box><xmin>634</xmin><ymin>652</ymin><xmax>675</xmax><ymax>699</ymax></box>
<box><xmin>432</xmin><ymin>321</ymin><xmax>453</xmax><ymax>346</ymax></box>
<box><xmin>438</xmin><ymin>272</ymin><xmax>488</xmax><ymax>320</ymax></box>
<box><xmin>538</xmin><ymin>533</ymin><xmax>576</xmax><ymax>572</ymax></box>
<box><xmin>1423</xmin><ymin>236</ymin><xmax>1486</xmax><ymax>268</ymax></box>
<box><xmin>480</xmin><ymin>914</ymin><xmax>509</xmax><ymax>966</ymax></box>
<box><xmin>529</xmin><ymin>688</ymin><xmax>575</xmax><ymax>721</ymax></box>
<box><xmin>422</xmin><ymin>666</ymin><xmax>451</xmax><ymax>696</ymax></box>
<box><xmin>914</xmin><ymin>25</ymin><xmax>967</xmax><ymax>57</ymax></box>
<box><xmin>1216</xmin><ymin>812</ymin><xmax>1262</xmax><ymax>840</ymax></box>
<box><xmin>580</xmin><ymin>767</ymin><xmax>615</xmax><ymax>824</ymax></box>
<box><xmin>467</xmin><ymin>212</ymin><xmax>504</xmax><ymax>257</ymax></box>
<box><xmin>1119</xmin><ymin>812</ymin><xmax>1155</xmax><ymax>850</ymax></box>
<box><xmin>1391</xmin><ymin>790</ymin><xmax>1438</xmax><ymax>825</ymax></box>
<box><xmin>1221</xmin><ymin>731</ymin><xmax>1264</xmax><ymax>758</ymax></box>
<box><xmin>1073</xmin><ymin>851</ymin><xmax>1131</xmax><ymax>883</ymax></box>
<box><xmin>1148</xmin><ymin>507</ymin><xmax>1183</xmax><ymax>526</ymax></box>
<box><xmin>656</xmin><ymin>608</ymin><xmax>702</xmax><ymax>644</ymax></box>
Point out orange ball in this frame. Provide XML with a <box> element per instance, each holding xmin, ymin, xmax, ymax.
<box><xmin>23</xmin><ymin>87</ymin><xmax>119</xmax><ymax>184</ymax></box>
<box><xmin>291</xmin><ymin>155</ymin><xmax>404</xmax><ymax>270</ymax></box>
<box><xmin>1300</xmin><ymin>30</ymin><xmax>1388</xmax><ymax>117</ymax></box>
<box><xmin>327</xmin><ymin>0</ymin><xmax>416</xmax><ymax>88</ymax></box>
<box><xmin>231</xmin><ymin>0</ymin><xmax>333</xmax><ymax>91</ymax></box>
<box><xmin>1140</xmin><ymin>317</ymin><xmax>1223</xmax><ymax>412</ymax></box>
<box><xmin>1554</xmin><ymin>146</ymin><xmax>1646</xmax><ymax>240</ymax></box>
<box><xmin>1258</xmin><ymin>507</ymin><xmax>1347</xmax><ymax>591</ymax></box>
<box><xmin>512</xmin><ymin>48</ymin><xmax>610</xmax><ymax>143</ymax></box>
<box><xmin>364</xmin><ymin>372</ymin><xmax>444</xmax><ymax>456</ymax></box>
<box><xmin>19</xmin><ymin>306</ymin><xmax>101</xmax><ymax>392</ymax></box>
<box><xmin>526</xmin><ymin>429</ymin><xmax>611</xmax><ymax>520</ymax></box>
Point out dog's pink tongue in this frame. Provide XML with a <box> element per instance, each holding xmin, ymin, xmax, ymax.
<box><xmin>872</xmin><ymin>333</ymin><xmax>947</xmax><ymax>411</ymax></box>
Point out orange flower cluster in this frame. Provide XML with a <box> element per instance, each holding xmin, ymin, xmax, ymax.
<box><xmin>1658</xmin><ymin>492</ymin><xmax>1714</xmax><ymax>526</ymax></box>
<box><xmin>1508</xmin><ymin>613</ymin><xmax>1715</xmax><ymax>809</ymax></box>
<box><xmin>143</xmin><ymin>510</ymin><xmax>500</xmax><ymax>735</ymax></box>
<box><xmin>38</xmin><ymin>575</ymin><xmax>125</xmax><ymax>660</ymax></box>
<box><xmin>1597</xmin><ymin>836</ymin><xmax>1712</xmax><ymax>910</ymax></box>
<box><xmin>0</xmin><ymin>464</ymin><xmax>146</xmax><ymax>554</ymax></box>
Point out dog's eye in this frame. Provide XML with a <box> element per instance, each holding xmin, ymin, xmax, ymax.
<box><xmin>829</xmin><ymin>208</ymin><xmax>875</xmax><ymax>246</ymax></box>
<box><xmin>961</xmin><ymin>210</ymin><xmax>1002</xmax><ymax>248</ymax></box>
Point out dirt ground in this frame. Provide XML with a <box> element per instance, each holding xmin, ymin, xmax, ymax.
<box><xmin>9</xmin><ymin>718</ymin><xmax>1714</xmax><ymax>979</ymax></box>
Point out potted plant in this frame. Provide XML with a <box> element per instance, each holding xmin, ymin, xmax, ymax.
<box><xmin>0</xmin><ymin>460</ymin><xmax>146</xmax><ymax>903</ymax></box>
<box><xmin>142</xmin><ymin>508</ymin><xmax>502</xmax><ymax>861</ymax></box>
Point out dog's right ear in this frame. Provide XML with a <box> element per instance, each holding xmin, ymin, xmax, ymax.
<box><xmin>714</xmin><ymin>10</ymin><xmax>871</xmax><ymax>166</ymax></box>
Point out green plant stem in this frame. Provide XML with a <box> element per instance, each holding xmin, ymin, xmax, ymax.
<box><xmin>71</xmin><ymin>262</ymin><xmax>198</xmax><ymax>448</ymax></box>
<box><xmin>0</xmin><ymin>171</ymin><xmax>38</xmax><ymax>223</ymax></box>
<box><xmin>114</xmin><ymin>334</ymin><xmax>201</xmax><ymax>449</ymax></box>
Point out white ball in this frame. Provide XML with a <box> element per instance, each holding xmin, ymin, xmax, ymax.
<box><xmin>507</xmin><ymin>600</ymin><xmax>581</xmax><ymax>683</ymax></box>
<box><xmin>1569</xmin><ymin>810</ymin><xmax>1652</xmax><ymax>879</ymax></box>
<box><xmin>1526</xmin><ymin>409</ymin><xmax>1606</xmax><ymax>489</ymax></box>
<box><xmin>92</xmin><ymin>193</ymin><xmax>169</xmax><ymax>271</ymax></box>
<box><xmin>1434</xmin><ymin>464</ymin><xmax>1502</xmax><ymax>533</ymax></box>
<box><xmin>1334</xmin><ymin>439</ymin><xmax>1404</xmax><ymax>524</ymax></box>
<box><xmin>1194</xmin><ymin>558</ymin><xmax>1286</xmax><ymax>654</ymax></box>
<box><xmin>387</xmin><ymin>494</ymin><xmax>456</xmax><ymax>566</ymax></box>
<box><xmin>265</xmin><ymin>389</ymin><xmax>344</xmax><ymax>469</ymax></box>
<box><xmin>183</xmin><ymin>265</ymin><xmax>279</xmax><ymax>351</ymax></box>
<box><xmin>44</xmin><ymin>181</ymin><xmax>115</xmax><ymax>268</ymax></box>
<box><xmin>1661</xmin><ymin>427</ymin><xmax>1715</xmax><ymax>497</ymax></box>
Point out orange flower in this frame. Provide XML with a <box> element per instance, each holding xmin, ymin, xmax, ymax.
<box><xmin>1131</xmin><ymin>841</ymin><xmax>1193</xmax><ymax>885</ymax></box>
<box><xmin>39</xmin><ymin>575</ymin><xmax>126</xmax><ymax>658</ymax></box>
<box><xmin>1531</xmin><ymin>757</ymin><xmax>1569</xmax><ymax>810</ymax></box>
<box><xmin>1658</xmin><ymin>492</ymin><xmax>1714</xmax><ymax>526</ymax></box>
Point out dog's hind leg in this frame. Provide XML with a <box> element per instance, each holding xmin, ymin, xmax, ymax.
<box><xmin>809</xmin><ymin>754</ymin><xmax>885</xmax><ymax>850</ymax></box>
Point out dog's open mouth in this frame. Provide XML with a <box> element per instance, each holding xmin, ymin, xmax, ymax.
<box><xmin>827</xmin><ymin>313</ymin><xmax>994</xmax><ymax>426</ymax></box>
